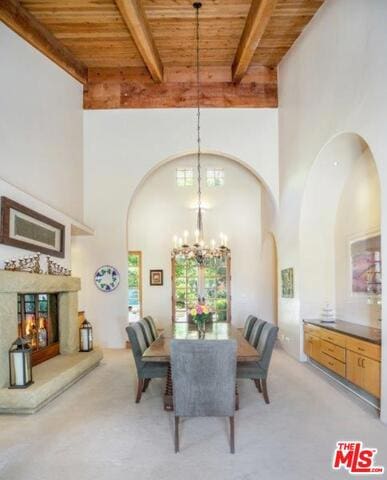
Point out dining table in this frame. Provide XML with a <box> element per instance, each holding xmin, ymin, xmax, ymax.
<box><xmin>142</xmin><ymin>322</ymin><xmax>259</xmax><ymax>411</ymax></box>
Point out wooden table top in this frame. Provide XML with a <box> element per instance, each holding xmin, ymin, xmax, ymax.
<box><xmin>142</xmin><ymin>323</ymin><xmax>259</xmax><ymax>363</ymax></box>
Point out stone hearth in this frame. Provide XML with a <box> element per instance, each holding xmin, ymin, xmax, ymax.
<box><xmin>0</xmin><ymin>270</ymin><xmax>103</xmax><ymax>413</ymax></box>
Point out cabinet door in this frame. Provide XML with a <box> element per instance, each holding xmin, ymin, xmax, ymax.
<box><xmin>304</xmin><ymin>333</ymin><xmax>320</xmax><ymax>362</ymax></box>
<box><xmin>346</xmin><ymin>350</ymin><xmax>380</xmax><ymax>398</ymax></box>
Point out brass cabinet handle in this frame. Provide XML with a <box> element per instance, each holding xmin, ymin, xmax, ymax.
<box><xmin>328</xmin><ymin>361</ymin><xmax>334</xmax><ymax>367</ymax></box>
<box><xmin>362</xmin><ymin>359</ymin><xmax>366</xmax><ymax>368</ymax></box>
<box><xmin>358</xmin><ymin>347</ymin><xmax>365</xmax><ymax>352</ymax></box>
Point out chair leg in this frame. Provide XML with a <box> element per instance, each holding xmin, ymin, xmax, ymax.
<box><xmin>175</xmin><ymin>416</ymin><xmax>180</xmax><ymax>453</ymax></box>
<box><xmin>229</xmin><ymin>416</ymin><xmax>235</xmax><ymax>454</ymax></box>
<box><xmin>254</xmin><ymin>379</ymin><xmax>262</xmax><ymax>393</ymax></box>
<box><xmin>261</xmin><ymin>378</ymin><xmax>270</xmax><ymax>404</ymax></box>
<box><xmin>142</xmin><ymin>378</ymin><xmax>151</xmax><ymax>392</ymax></box>
<box><xmin>135</xmin><ymin>379</ymin><xmax>144</xmax><ymax>403</ymax></box>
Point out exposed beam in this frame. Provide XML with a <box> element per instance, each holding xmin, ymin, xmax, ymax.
<box><xmin>0</xmin><ymin>0</ymin><xmax>87</xmax><ymax>84</ymax></box>
<box><xmin>232</xmin><ymin>0</ymin><xmax>278</xmax><ymax>83</ymax></box>
<box><xmin>114</xmin><ymin>0</ymin><xmax>163</xmax><ymax>83</ymax></box>
<box><xmin>84</xmin><ymin>67</ymin><xmax>277</xmax><ymax>109</ymax></box>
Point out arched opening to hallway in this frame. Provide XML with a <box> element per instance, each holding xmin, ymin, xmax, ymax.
<box><xmin>299</xmin><ymin>132</ymin><xmax>382</xmax><ymax>408</ymax></box>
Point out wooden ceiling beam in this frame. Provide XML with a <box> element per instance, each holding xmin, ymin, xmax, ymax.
<box><xmin>0</xmin><ymin>0</ymin><xmax>87</xmax><ymax>84</ymax></box>
<box><xmin>84</xmin><ymin>66</ymin><xmax>277</xmax><ymax>109</ymax></box>
<box><xmin>114</xmin><ymin>0</ymin><xmax>163</xmax><ymax>83</ymax></box>
<box><xmin>232</xmin><ymin>0</ymin><xmax>278</xmax><ymax>83</ymax></box>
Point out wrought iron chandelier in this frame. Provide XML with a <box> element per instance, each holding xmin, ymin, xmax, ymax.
<box><xmin>172</xmin><ymin>2</ymin><xmax>230</xmax><ymax>266</ymax></box>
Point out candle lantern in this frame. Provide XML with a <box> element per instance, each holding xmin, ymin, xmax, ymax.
<box><xmin>79</xmin><ymin>318</ymin><xmax>93</xmax><ymax>352</ymax></box>
<box><xmin>9</xmin><ymin>337</ymin><xmax>33</xmax><ymax>389</ymax></box>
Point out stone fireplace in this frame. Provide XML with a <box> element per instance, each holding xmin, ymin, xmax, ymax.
<box><xmin>0</xmin><ymin>270</ymin><xmax>103</xmax><ymax>413</ymax></box>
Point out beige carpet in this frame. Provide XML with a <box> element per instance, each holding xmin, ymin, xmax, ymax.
<box><xmin>0</xmin><ymin>348</ymin><xmax>386</xmax><ymax>480</ymax></box>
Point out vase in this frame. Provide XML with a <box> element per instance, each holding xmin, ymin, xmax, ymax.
<box><xmin>197</xmin><ymin>317</ymin><xmax>206</xmax><ymax>337</ymax></box>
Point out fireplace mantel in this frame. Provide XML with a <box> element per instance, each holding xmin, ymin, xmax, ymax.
<box><xmin>0</xmin><ymin>270</ymin><xmax>103</xmax><ymax>413</ymax></box>
<box><xmin>0</xmin><ymin>270</ymin><xmax>80</xmax><ymax>293</ymax></box>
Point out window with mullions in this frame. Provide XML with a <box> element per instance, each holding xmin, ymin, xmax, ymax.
<box><xmin>128</xmin><ymin>251</ymin><xmax>142</xmax><ymax>322</ymax></box>
<box><xmin>206</xmin><ymin>168</ymin><xmax>224</xmax><ymax>187</ymax></box>
<box><xmin>172</xmin><ymin>256</ymin><xmax>230</xmax><ymax>322</ymax></box>
<box><xmin>176</xmin><ymin>168</ymin><xmax>194</xmax><ymax>187</ymax></box>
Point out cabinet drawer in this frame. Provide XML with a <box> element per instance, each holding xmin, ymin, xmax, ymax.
<box><xmin>303</xmin><ymin>323</ymin><xmax>321</xmax><ymax>337</ymax></box>
<box><xmin>346</xmin><ymin>337</ymin><xmax>381</xmax><ymax>361</ymax></box>
<box><xmin>320</xmin><ymin>340</ymin><xmax>346</xmax><ymax>363</ymax></box>
<box><xmin>346</xmin><ymin>350</ymin><xmax>380</xmax><ymax>398</ymax></box>
<box><xmin>319</xmin><ymin>352</ymin><xmax>346</xmax><ymax>377</ymax></box>
<box><xmin>304</xmin><ymin>332</ymin><xmax>320</xmax><ymax>362</ymax></box>
<box><xmin>320</xmin><ymin>329</ymin><xmax>346</xmax><ymax>348</ymax></box>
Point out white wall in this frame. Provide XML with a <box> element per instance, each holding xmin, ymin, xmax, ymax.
<box><xmin>128</xmin><ymin>153</ymin><xmax>276</xmax><ymax>326</ymax></box>
<box><xmin>335</xmin><ymin>149</ymin><xmax>381</xmax><ymax>327</ymax></box>
<box><xmin>278</xmin><ymin>0</ymin><xmax>387</xmax><ymax>421</ymax></box>
<box><xmin>0</xmin><ymin>24</ymin><xmax>84</xmax><ymax>222</ymax></box>
<box><xmin>82</xmin><ymin>108</ymin><xmax>278</xmax><ymax>348</ymax></box>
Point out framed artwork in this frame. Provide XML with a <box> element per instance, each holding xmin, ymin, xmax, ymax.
<box><xmin>0</xmin><ymin>196</ymin><xmax>65</xmax><ymax>258</ymax></box>
<box><xmin>150</xmin><ymin>269</ymin><xmax>163</xmax><ymax>286</ymax></box>
<box><xmin>350</xmin><ymin>234</ymin><xmax>381</xmax><ymax>295</ymax></box>
<box><xmin>95</xmin><ymin>265</ymin><xmax>120</xmax><ymax>292</ymax></box>
<box><xmin>281</xmin><ymin>268</ymin><xmax>294</xmax><ymax>298</ymax></box>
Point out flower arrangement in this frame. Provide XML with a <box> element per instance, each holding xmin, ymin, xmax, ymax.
<box><xmin>190</xmin><ymin>301</ymin><xmax>212</xmax><ymax>333</ymax></box>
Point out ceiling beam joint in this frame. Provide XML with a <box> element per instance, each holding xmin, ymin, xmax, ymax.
<box><xmin>232</xmin><ymin>0</ymin><xmax>278</xmax><ymax>84</ymax></box>
<box><xmin>0</xmin><ymin>0</ymin><xmax>88</xmax><ymax>84</ymax></box>
<box><xmin>114</xmin><ymin>0</ymin><xmax>163</xmax><ymax>83</ymax></box>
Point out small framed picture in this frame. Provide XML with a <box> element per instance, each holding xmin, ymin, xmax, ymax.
<box><xmin>150</xmin><ymin>269</ymin><xmax>163</xmax><ymax>286</ymax></box>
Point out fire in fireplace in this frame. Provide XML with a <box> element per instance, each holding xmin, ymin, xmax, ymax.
<box><xmin>17</xmin><ymin>293</ymin><xmax>59</xmax><ymax>366</ymax></box>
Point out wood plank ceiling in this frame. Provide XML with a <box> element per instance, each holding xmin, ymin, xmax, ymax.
<box><xmin>2</xmin><ymin>0</ymin><xmax>324</xmax><ymax>108</ymax></box>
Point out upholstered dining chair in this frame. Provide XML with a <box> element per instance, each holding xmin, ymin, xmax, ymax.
<box><xmin>139</xmin><ymin>318</ymin><xmax>154</xmax><ymax>347</ymax></box>
<box><xmin>126</xmin><ymin>323</ymin><xmax>168</xmax><ymax>403</ymax></box>
<box><xmin>242</xmin><ymin>315</ymin><xmax>257</xmax><ymax>340</ymax></box>
<box><xmin>171</xmin><ymin>339</ymin><xmax>237</xmax><ymax>454</ymax></box>
<box><xmin>143</xmin><ymin>316</ymin><xmax>158</xmax><ymax>342</ymax></box>
<box><xmin>237</xmin><ymin>323</ymin><xmax>278</xmax><ymax>404</ymax></box>
<box><xmin>248</xmin><ymin>318</ymin><xmax>266</xmax><ymax>348</ymax></box>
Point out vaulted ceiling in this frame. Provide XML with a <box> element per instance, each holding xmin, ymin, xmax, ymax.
<box><xmin>1</xmin><ymin>0</ymin><xmax>324</xmax><ymax>108</ymax></box>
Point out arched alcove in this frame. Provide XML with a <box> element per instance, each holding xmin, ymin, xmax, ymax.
<box><xmin>299</xmin><ymin>132</ymin><xmax>381</xmax><ymax>327</ymax></box>
<box><xmin>126</xmin><ymin>152</ymin><xmax>278</xmax><ymax>328</ymax></box>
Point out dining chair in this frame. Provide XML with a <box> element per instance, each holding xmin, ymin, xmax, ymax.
<box><xmin>248</xmin><ymin>318</ymin><xmax>266</xmax><ymax>348</ymax></box>
<box><xmin>139</xmin><ymin>318</ymin><xmax>154</xmax><ymax>347</ymax></box>
<box><xmin>242</xmin><ymin>315</ymin><xmax>257</xmax><ymax>340</ymax></box>
<box><xmin>126</xmin><ymin>324</ymin><xmax>168</xmax><ymax>403</ymax></box>
<box><xmin>237</xmin><ymin>323</ymin><xmax>278</xmax><ymax>404</ymax></box>
<box><xmin>144</xmin><ymin>316</ymin><xmax>158</xmax><ymax>342</ymax></box>
<box><xmin>171</xmin><ymin>339</ymin><xmax>237</xmax><ymax>454</ymax></box>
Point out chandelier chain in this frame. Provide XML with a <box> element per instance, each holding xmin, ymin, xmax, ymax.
<box><xmin>195</xmin><ymin>4</ymin><xmax>203</xmax><ymax>235</ymax></box>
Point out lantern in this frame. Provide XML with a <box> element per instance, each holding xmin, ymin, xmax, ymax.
<box><xmin>79</xmin><ymin>318</ymin><xmax>93</xmax><ymax>352</ymax></box>
<box><xmin>9</xmin><ymin>337</ymin><xmax>33</xmax><ymax>389</ymax></box>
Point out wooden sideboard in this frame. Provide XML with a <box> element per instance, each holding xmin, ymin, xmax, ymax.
<box><xmin>303</xmin><ymin>321</ymin><xmax>381</xmax><ymax>398</ymax></box>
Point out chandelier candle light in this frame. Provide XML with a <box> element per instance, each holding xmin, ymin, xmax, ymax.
<box><xmin>172</xmin><ymin>2</ymin><xmax>230</xmax><ymax>266</ymax></box>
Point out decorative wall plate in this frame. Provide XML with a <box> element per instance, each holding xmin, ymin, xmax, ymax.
<box><xmin>94</xmin><ymin>265</ymin><xmax>120</xmax><ymax>292</ymax></box>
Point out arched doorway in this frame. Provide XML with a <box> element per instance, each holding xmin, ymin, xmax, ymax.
<box><xmin>300</xmin><ymin>133</ymin><xmax>381</xmax><ymax>326</ymax></box>
<box><xmin>299</xmin><ymin>132</ymin><xmax>382</xmax><ymax>407</ymax></box>
<box><xmin>126</xmin><ymin>152</ymin><xmax>278</xmax><ymax>328</ymax></box>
